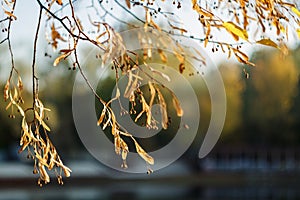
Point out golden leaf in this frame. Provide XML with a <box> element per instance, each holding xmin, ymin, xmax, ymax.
<box><xmin>147</xmin><ymin>64</ymin><xmax>170</xmax><ymax>82</ymax></box>
<box><xmin>51</xmin><ymin>23</ymin><xmax>65</xmax><ymax>50</ymax></box>
<box><xmin>158</xmin><ymin>49</ymin><xmax>167</xmax><ymax>63</ymax></box>
<box><xmin>56</xmin><ymin>0</ymin><xmax>63</xmax><ymax>5</ymax></box>
<box><xmin>296</xmin><ymin>29</ymin><xmax>300</xmax><ymax>38</ymax></box>
<box><xmin>171</xmin><ymin>93</ymin><xmax>183</xmax><ymax>117</ymax></box>
<box><xmin>3</xmin><ymin>80</ymin><xmax>9</xmax><ymax>101</ymax></box>
<box><xmin>39</xmin><ymin>163</ymin><xmax>50</xmax><ymax>183</ymax></box>
<box><xmin>204</xmin><ymin>23</ymin><xmax>211</xmax><ymax>47</ymax></box>
<box><xmin>291</xmin><ymin>6</ymin><xmax>300</xmax><ymax>17</ymax></box>
<box><xmin>150</xmin><ymin>19</ymin><xmax>161</xmax><ymax>31</ymax></box>
<box><xmin>134</xmin><ymin>140</ymin><xmax>154</xmax><ymax>165</ymax></box>
<box><xmin>168</xmin><ymin>22</ymin><xmax>188</xmax><ymax>34</ymax></box>
<box><xmin>223</xmin><ymin>21</ymin><xmax>248</xmax><ymax>41</ymax></box>
<box><xmin>62</xmin><ymin>166</ymin><xmax>71</xmax><ymax>177</ymax></box>
<box><xmin>35</xmin><ymin>111</ymin><xmax>51</xmax><ymax>131</ymax></box>
<box><xmin>256</xmin><ymin>38</ymin><xmax>278</xmax><ymax>48</ymax></box>
<box><xmin>156</xmin><ymin>88</ymin><xmax>168</xmax><ymax>129</ymax></box>
<box><xmin>148</xmin><ymin>82</ymin><xmax>156</xmax><ymax>107</ymax></box>
<box><xmin>97</xmin><ymin>106</ymin><xmax>107</xmax><ymax>126</ymax></box>
<box><xmin>232</xmin><ymin>48</ymin><xmax>255</xmax><ymax>66</ymax></box>
<box><xmin>17</xmin><ymin>76</ymin><xmax>23</xmax><ymax>91</ymax></box>
<box><xmin>191</xmin><ymin>0</ymin><xmax>213</xmax><ymax>18</ymax></box>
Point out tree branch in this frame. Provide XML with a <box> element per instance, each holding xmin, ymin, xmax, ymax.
<box><xmin>32</xmin><ymin>7</ymin><xmax>43</xmax><ymax>108</ymax></box>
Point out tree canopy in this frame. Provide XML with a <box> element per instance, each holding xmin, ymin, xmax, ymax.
<box><xmin>1</xmin><ymin>0</ymin><xmax>300</xmax><ymax>185</ymax></box>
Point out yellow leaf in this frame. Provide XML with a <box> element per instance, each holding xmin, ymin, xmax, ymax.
<box><xmin>223</xmin><ymin>21</ymin><xmax>248</xmax><ymax>41</ymax></box>
<box><xmin>256</xmin><ymin>38</ymin><xmax>278</xmax><ymax>48</ymax></box>
<box><xmin>297</xmin><ymin>29</ymin><xmax>300</xmax><ymax>38</ymax></box>
<box><xmin>292</xmin><ymin>6</ymin><xmax>300</xmax><ymax>17</ymax></box>
<box><xmin>134</xmin><ymin>140</ymin><xmax>154</xmax><ymax>165</ymax></box>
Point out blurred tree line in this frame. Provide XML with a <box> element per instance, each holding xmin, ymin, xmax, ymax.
<box><xmin>1</xmin><ymin>46</ymin><xmax>300</xmax><ymax>160</ymax></box>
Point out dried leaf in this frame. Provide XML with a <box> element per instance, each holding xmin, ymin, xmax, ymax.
<box><xmin>150</xmin><ymin>19</ymin><xmax>161</xmax><ymax>31</ymax></box>
<box><xmin>53</xmin><ymin>52</ymin><xmax>71</xmax><ymax>66</ymax></box>
<box><xmin>17</xmin><ymin>76</ymin><xmax>23</xmax><ymax>91</ymax></box>
<box><xmin>223</xmin><ymin>21</ymin><xmax>248</xmax><ymax>41</ymax></box>
<box><xmin>204</xmin><ymin>23</ymin><xmax>211</xmax><ymax>47</ymax></box>
<box><xmin>256</xmin><ymin>38</ymin><xmax>278</xmax><ymax>48</ymax></box>
<box><xmin>148</xmin><ymin>82</ymin><xmax>156</xmax><ymax>107</ymax></box>
<box><xmin>179</xmin><ymin>63</ymin><xmax>185</xmax><ymax>74</ymax></box>
<box><xmin>168</xmin><ymin>22</ymin><xmax>187</xmax><ymax>34</ymax></box>
<box><xmin>171</xmin><ymin>93</ymin><xmax>183</xmax><ymax>117</ymax></box>
<box><xmin>97</xmin><ymin>106</ymin><xmax>107</xmax><ymax>126</ymax></box>
<box><xmin>297</xmin><ymin>29</ymin><xmax>300</xmax><ymax>38</ymax></box>
<box><xmin>35</xmin><ymin>111</ymin><xmax>51</xmax><ymax>131</ymax></box>
<box><xmin>125</xmin><ymin>0</ymin><xmax>130</xmax><ymax>9</ymax></box>
<box><xmin>191</xmin><ymin>0</ymin><xmax>213</xmax><ymax>18</ymax></box>
<box><xmin>39</xmin><ymin>163</ymin><xmax>50</xmax><ymax>183</ymax></box>
<box><xmin>51</xmin><ymin>23</ymin><xmax>66</xmax><ymax>50</ymax></box>
<box><xmin>147</xmin><ymin>65</ymin><xmax>170</xmax><ymax>82</ymax></box>
<box><xmin>4</xmin><ymin>10</ymin><xmax>17</xmax><ymax>20</ymax></box>
<box><xmin>62</xmin><ymin>166</ymin><xmax>71</xmax><ymax>177</ymax></box>
<box><xmin>158</xmin><ymin>49</ymin><xmax>167</xmax><ymax>63</ymax></box>
<box><xmin>156</xmin><ymin>88</ymin><xmax>168</xmax><ymax>129</ymax></box>
<box><xmin>56</xmin><ymin>0</ymin><xmax>63</xmax><ymax>5</ymax></box>
<box><xmin>134</xmin><ymin>140</ymin><xmax>154</xmax><ymax>165</ymax></box>
<box><xmin>4</xmin><ymin>80</ymin><xmax>9</xmax><ymax>101</ymax></box>
<box><xmin>232</xmin><ymin>48</ymin><xmax>255</xmax><ymax>66</ymax></box>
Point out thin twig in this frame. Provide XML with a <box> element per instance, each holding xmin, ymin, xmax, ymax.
<box><xmin>32</xmin><ymin>7</ymin><xmax>43</xmax><ymax>108</ymax></box>
<box><xmin>7</xmin><ymin>0</ymin><xmax>18</xmax><ymax>81</ymax></box>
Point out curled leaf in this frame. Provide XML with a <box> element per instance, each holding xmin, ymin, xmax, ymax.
<box><xmin>53</xmin><ymin>52</ymin><xmax>71</xmax><ymax>66</ymax></box>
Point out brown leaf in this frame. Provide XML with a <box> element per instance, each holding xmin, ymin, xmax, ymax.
<box><xmin>125</xmin><ymin>0</ymin><xmax>131</xmax><ymax>9</ymax></box>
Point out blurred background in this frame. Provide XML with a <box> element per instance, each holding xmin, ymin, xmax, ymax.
<box><xmin>1</xmin><ymin>1</ymin><xmax>300</xmax><ymax>200</ymax></box>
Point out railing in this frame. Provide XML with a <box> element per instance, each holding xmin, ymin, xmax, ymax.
<box><xmin>200</xmin><ymin>147</ymin><xmax>300</xmax><ymax>172</ymax></box>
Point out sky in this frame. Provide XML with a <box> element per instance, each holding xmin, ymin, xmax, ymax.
<box><xmin>2</xmin><ymin>0</ymin><xmax>299</xmax><ymax>76</ymax></box>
